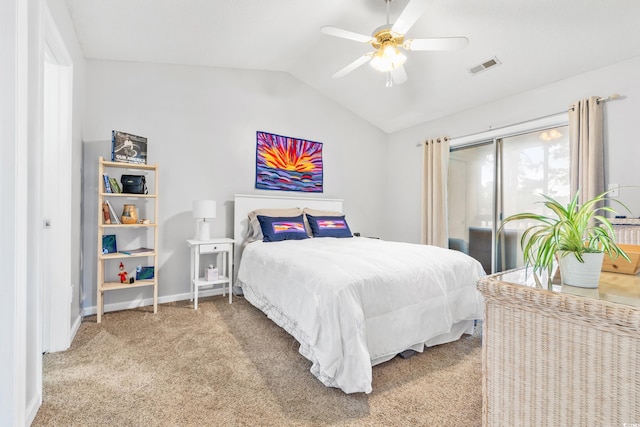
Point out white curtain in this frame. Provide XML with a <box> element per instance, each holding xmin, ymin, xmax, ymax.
<box><xmin>569</xmin><ymin>96</ymin><xmax>604</xmax><ymax>203</ymax></box>
<box><xmin>421</xmin><ymin>137</ymin><xmax>450</xmax><ymax>247</ymax></box>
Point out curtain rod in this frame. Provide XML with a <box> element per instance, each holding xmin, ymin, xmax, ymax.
<box><xmin>416</xmin><ymin>111</ymin><xmax>566</xmax><ymax>147</ymax></box>
<box><xmin>599</xmin><ymin>93</ymin><xmax>620</xmax><ymax>102</ymax></box>
<box><xmin>416</xmin><ymin>93</ymin><xmax>623</xmax><ymax>147</ymax></box>
<box><xmin>568</xmin><ymin>93</ymin><xmax>621</xmax><ymax>110</ymax></box>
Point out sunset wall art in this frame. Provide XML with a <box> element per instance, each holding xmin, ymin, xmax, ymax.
<box><xmin>255</xmin><ymin>131</ymin><xmax>323</xmax><ymax>192</ymax></box>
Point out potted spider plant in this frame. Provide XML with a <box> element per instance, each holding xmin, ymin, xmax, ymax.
<box><xmin>499</xmin><ymin>191</ymin><xmax>630</xmax><ymax>288</ymax></box>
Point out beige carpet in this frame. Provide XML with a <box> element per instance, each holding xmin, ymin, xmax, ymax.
<box><xmin>33</xmin><ymin>296</ymin><xmax>482</xmax><ymax>426</ymax></box>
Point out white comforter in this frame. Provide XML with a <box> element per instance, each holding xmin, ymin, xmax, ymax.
<box><xmin>236</xmin><ymin>237</ymin><xmax>485</xmax><ymax>394</ymax></box>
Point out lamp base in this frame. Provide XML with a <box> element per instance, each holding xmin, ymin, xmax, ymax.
<box><xmin>197</xmin><ymin>220</ymin><xmax>210</xmax><ymax>241</ymax></box>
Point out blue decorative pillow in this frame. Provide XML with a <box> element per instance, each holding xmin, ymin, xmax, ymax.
<box><xmin>306</xmin><ymin>214</ymin><xmax>353</xmax><ymax>238</ymax></box>
<box><xmin>257</xmin><ymin>215</ymin><xmax>309</xmax><ymax>242</ymax></box>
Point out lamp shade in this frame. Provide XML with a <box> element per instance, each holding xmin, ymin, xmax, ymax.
<box><xmin>192</xmin><ymin>200</ymin><xmax>216</xmax><ymax>219</ymax></box>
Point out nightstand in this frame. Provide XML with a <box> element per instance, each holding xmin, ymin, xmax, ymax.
<box><xmin>187</xmin><ymin>238</ymin><xmax>234</xmax><ymax>309</ymax></box>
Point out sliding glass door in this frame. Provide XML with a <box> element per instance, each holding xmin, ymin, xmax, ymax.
<box><xmin>449</xmin><ymin>142</ymin><xmax>495</xmax><ymax>274</ymax></box>
<box><xmin>448</xmin><ymin>126</ymin><xmax>569</xmax><ymax>274</ymax></box>
<box><xmin>497</xmin><ymin>129</ymin><xmax>570</xmax><ymax>272</ymax></box>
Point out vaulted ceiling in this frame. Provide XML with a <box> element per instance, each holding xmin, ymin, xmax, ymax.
<box><xmin>65</xmin><ymin>0</ymin><xmax>640</xmax><ymax>133</ymax></box>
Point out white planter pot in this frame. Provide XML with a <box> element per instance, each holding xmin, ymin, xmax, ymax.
<box><xmin>557</xmin><ymin>252</ymin><xmax>604</xmax><ymax>288</ymax></box>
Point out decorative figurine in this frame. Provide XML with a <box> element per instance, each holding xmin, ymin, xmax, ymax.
<box><xmin>118</xmin><ymin>262</ymin><xmax>128</xmax><ymax>283</ymax></box>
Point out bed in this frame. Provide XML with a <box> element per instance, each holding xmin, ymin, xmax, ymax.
<box><xmin>233</xmin><ymin>194</ymin><xmax>485</xmax><ymax>394</ymax></box>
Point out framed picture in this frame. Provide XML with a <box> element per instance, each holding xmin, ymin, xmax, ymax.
<box><xmin>102</xmin><ymin>235</ymin><xmax>117</xmax><ymax>254</ymax></box>
<box><xmin>255</xmin><ymin>131</ymin><xmax>323</xmax><ymax>193</ymax></box>
<box><xmin>111</xmin><ymin>130</ymin><xmax>148</xmax><ymax>165</ymax></box>
<box><xmin>136</xmin><ymin>266</ymin><xmax>154</xmax><ymax>280</ymax></box>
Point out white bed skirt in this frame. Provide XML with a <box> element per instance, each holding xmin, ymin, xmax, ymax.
<box><xmin>370</xmin><ymin>319</ymin><xmax>476</xmax><ymax>366</ymax></box>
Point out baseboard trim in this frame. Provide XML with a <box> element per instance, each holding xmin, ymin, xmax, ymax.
<box><xmin>70</xmin><ymin>313</ymin><xmax>82</xmax><ymax>342</ymax></box>
<box><xmin>26</xmin><ymin>390</ymin><xmax>42</xmax><ymax>426</ymax></box>
<box><xmin>82</xmin><ymin>287</ymin><xmax>228</xmax><ymax>317</ymax></box>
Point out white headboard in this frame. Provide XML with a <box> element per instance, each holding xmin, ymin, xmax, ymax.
<box><xmin>233</xmin><ymin>193</ymin><xmax>343</xmax><ymax>281</ymax></box>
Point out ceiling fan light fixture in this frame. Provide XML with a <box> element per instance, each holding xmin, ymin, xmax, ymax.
<box><xmin>321</xmin><ymin>0</ymin><xmax>469</xmax><ymax>85</ymax></box>
<box><xmin>369</xmin><ymin>44</ymin><xmax>406</xmax><ymax>72</ymax></box>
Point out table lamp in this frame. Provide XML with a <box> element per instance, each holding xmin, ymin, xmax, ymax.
<box><xmin>193</xmin><ymin>200</ymin><xmax>216</xmax><ymax>241</ymax></box>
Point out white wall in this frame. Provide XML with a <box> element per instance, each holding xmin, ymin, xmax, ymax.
<box><xmin>384</xmin><ymin>55</ymin><xmax>640</xmax><ymax>242</ymax></box>
<box><xmin>82</xmin><ymin>60</ymin><xmax>387</xmax><ymax>312</ymax></box>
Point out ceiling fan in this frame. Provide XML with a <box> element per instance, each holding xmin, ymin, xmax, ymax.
<box><xmin>321</xmin><ymin>0</ymin><xmax>468</xmax><ymax>87</ymax></box>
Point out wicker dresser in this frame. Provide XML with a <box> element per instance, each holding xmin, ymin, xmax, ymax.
<box><xmin>477</xmin><ymin>268</ymin><xmax>640</xmax><ymax>426</ymax></box>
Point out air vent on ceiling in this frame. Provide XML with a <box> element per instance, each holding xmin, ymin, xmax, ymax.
<box><xmin>469</xmin><ymin>57</ymin><xmax>501</xmax><ymax>75</ymax></box>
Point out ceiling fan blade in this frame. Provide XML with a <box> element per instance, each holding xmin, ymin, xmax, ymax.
<box><xmin>332</xmin><ymin>54</ymin><xmax>372</xmax><ymax>78</ymax></box>
<box><xmin>321</xmin><ymin>26</ymin><xmax>374</xmax><ymax>43</ymax></box>
<box><xmin>391</xmin><ymin>65</ymin><xmax>408</xmax><ymax>85</ymax></box>
<box><xmin>404</xmin><ymin>37</ymin><xmax>469</xmax><ymax>51</ymax></box>
<box><xmin>391</xmin><ymin>0</ymin><xmax>428</xmax><ymax>35</ymax></box>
